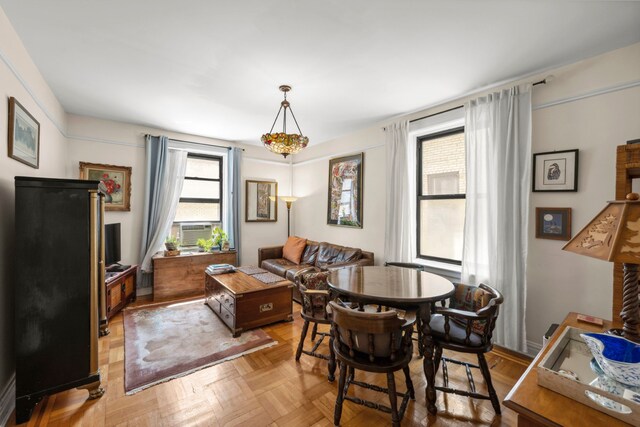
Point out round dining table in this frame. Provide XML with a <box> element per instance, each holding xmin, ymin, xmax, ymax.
<box><xmin>327</xmin><ymin>265</ymin><xmax>455</xmax><ymax>415</ymax></box>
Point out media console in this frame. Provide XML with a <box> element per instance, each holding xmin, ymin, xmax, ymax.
<box><xmin>105</xmin><ymin>264</ymin><xmax>137</xmax><ymax>320</ymax></box>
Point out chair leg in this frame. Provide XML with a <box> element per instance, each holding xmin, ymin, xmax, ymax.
<box><xmin>311</xmin><ymin>323</ymin><xmax>318</xmax><ymax>342</ymax></box>
<box><xmin>386</xmin><ymin>372</ymin><xmax>400</xmax><ymax>427</ymax></box>
<box><xmin>433</xmin><ymin>345</ymin><xmax>443</xmax><ymax>374</ymax></box>
<box><xmin>296</xmin><ymin>320</ymin><xmax>310</xmax><ymax>361</ymax></box>
<box><xmin>478</xmin><ymin>353</ymin><xmax>501</xmax><ymax>415</ymax></box>
<box><xmin>416</xmin><ymin>316</ymin><xmax>424</xmax><ymax>358</ymax></box>
<box><xmin>328</xmin><ymin>326</ymin><xmax>336</xmax><ymax>382</ymax></box>
<box><xmin>403</xmin><ymin>366</ymin><xmax>415</xmax><ymax>400</ymax></box>
<box><xmin>334</xmin><ymin>362</ymin><xmax>348</xmax><ymax>426</ymax></box>
<box><xmin>348</xmin><ymin>366</ymin><xmax>355</xmax><ymax>383</ymax></box>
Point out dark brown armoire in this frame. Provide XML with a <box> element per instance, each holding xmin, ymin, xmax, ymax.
<box><xmin>14</xmin><ymin>177</ymin><xmax>105</xmax><ymax>423</ymax></box>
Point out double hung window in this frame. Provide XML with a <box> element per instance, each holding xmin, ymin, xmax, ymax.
<box><xmin>172</xmin><ymin>154</ymin><xmax>223</xmax><ymax>245</ymax></box>
<box><xmin>416</xmin><ymin>127</ymin><xmax>466</xmax><ymax>264</ymax></box>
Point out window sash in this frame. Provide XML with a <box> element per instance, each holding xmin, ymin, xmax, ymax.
<box><xmin>176</xmin><ymin>153</ymin><xmax>223</xmax><ymax>223</ymax></box>
<box><xmin>416</xmin><ymin>127</ymin><xmax>465</xmax><ymax>265</ymax></box>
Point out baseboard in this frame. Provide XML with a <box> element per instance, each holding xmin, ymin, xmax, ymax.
<box><xmin>0</xmin><ymin>374</ymin><xmax>15</xmax><ymax>427</ymax></box>
<box><xmin>137</xmin><ymin>287</ymin><xmax>152</xmax><ymax>296</ymax></box>
<box><xmin>527</xmin><ymin>340</ymin><xmax>543</xmax><ymax>357</ymax></box>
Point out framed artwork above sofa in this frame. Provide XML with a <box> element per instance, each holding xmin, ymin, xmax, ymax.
<box><xmin>327</xmin><ymin>153</ymin><xmax>363</xmax><ymax>228</ymax></box>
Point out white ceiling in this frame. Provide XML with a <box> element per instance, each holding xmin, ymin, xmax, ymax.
<box><xmin>2</xmin><ymin>1</ymin><xmax>640</xmax><ymax>146</ymax></box>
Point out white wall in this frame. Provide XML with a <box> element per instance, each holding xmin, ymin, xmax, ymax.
<box><xmin>292</xmin><ymin>42</ymin><xmax>640</xmax><ymax>352</ymax></box>
<box><xmin>66</xmin><ymin>116</ymin><xmax>291</xmax><ymax>283</ymax></box>
<box><xmin>241</xmin><ymin>157</ymin><xmax>291</xmax><ymax>264</ymax></box>
<box><xmin>527</xmin><ymin>43</ymin><xmax>640</xmax><ymax>347</ymax></box>
<box><xmin>292</xmin><ymin>127</ymin><xmax>385</xmax><ymax>261</ymax></box>
<box><xmin>0</xmin><ymin>6</ymin><xmax>69</xmax><ymax>415</ymax></box>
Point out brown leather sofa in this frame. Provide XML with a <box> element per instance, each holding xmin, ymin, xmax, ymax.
<box><xmin>258</xmin><ymin>240</ymin><xmax>374</xmax><ymax>302</ymax></box>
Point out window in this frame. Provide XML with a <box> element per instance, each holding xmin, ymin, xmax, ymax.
<box><xmin>172</xmin><ymin>154</ymin><xmax>223</xmax><ymax>244</ymax></box>
<box><xmin>417</xmin><ymin>127</ymin><xmax>465</xmax><ymax>264</ymax></box>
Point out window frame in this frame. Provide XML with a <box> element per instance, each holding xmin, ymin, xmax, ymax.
<box><xmin>176</xmin><ymin>153</ymin><xmax>223</xmax><ymax>224</ymax></box>
<box><xmin>416</xmin><ymin>126</ymin><xmax>465</xmax><ymax>265</ymax></box>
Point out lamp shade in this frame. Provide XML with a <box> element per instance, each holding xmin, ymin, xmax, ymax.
<box><xmin>562</xmin><ymin>193</ymin><xmax>640</xmax><ymax>263</ymax></box>
<box><xmin>280</xmin><ymin>196</ymin><xmax>298</xmax><ymax>203</ymax></box>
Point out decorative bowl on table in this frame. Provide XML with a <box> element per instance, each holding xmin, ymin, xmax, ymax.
<box><xmin>581</xmin><ymin>333</ymin><xmax>640</xmax><ymax>386</ymax></box>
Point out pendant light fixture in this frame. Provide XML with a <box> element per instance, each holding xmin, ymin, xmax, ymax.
<box><xmin>262</xmin><ymin>85</ymin><xmax>309</xmax><ymax>158</ymax></box>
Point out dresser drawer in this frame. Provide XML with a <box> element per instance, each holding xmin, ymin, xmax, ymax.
<box><xmin>219</xmin><ymin>304</ymin><xmax>235</xmax><ymax>330</ymax></box>
<box><xmin>219</xmin><ymin>290</ymin><xmax>236</xmax><ymax>314</ymax></box>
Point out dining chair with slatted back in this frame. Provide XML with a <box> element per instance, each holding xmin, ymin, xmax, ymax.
<box><xmin>295</xmin><ymin>271</ymin><xmax>337</xmax><ymax>381</ymax></box>
<box><xmin>428</xmin><ymin>282</ymin><xmax>504</xmax><ymax>414</ymax></box>
<box><xmin>328</xmin><ymin>300</ymin><xmax>416</xmax><ymax>427</ymax></box>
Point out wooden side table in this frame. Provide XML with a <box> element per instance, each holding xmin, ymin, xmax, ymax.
<box><xmin>105</xmin><ymin>264</ymin><xmax>137</xmax><ymax>320</ymax></box>
<box><xmin>152</xmin><ymin>250</ymin><xmax>238</xmax><ymax>301</ymax></box>
<box><xmin>503</xmin><ymin>312</ymin><xmax>630</xmax><ymax>426</ymax></box>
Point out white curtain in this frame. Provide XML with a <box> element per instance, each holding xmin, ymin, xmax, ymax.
<box><xmin>140</xmin><ymin>149</ymin><xmax>188</xmax><ymax>271</ymax></box>
<box><xmin>462</xmin><ymin>85</ymin><xmax>532</xmax><ymax>352</ymax></box>
<box><xmin>384</xmin><ymin>121</ymin><xmax>415</xmax><ymax>263</ymax></box>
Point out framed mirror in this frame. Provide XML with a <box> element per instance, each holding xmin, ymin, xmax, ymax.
<box><xmin>245</xmin><ymin>180</ymin><xmax>277</xmax><ymax>222</ymax></box>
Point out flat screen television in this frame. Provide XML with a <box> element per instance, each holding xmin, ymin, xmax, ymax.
<box><xmin>104</xmin><ymin>223</ymin><xmax>121</xmax><ymax>267</ymax></box>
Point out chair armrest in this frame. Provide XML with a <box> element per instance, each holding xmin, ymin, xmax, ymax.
<box><xmin>258</xmin><ymin>245</ymin><xmax>284</xmax><ymax>267</ymax></box>
<box><xmin>303</xmin><ymin>289</ymin><xmax>330</xmax><ymax>296</ymax></box>
<box><xmin>433</xmin><ymin>306</ymin><xmax>486</xmax><ymax>321</ymax></box>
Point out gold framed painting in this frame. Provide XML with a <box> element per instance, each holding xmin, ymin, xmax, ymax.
<box><xmin>79</xmin><ymin>162</ymin><xmax>132</xmax><ymax>211</ymax></box>
<box><xmin>8</xmin><ymin>97</ymin><xmax>40</xmax><ymax>169</ymax></box>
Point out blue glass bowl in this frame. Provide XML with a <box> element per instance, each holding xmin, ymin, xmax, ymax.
<box><xmin>581</xmin><ymin>333</ymin><xmax>640</xmax><ymax>386</ymax></box>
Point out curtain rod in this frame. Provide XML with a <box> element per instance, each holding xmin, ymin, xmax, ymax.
<box><xmin>406</xmin><ymin>77</ymin><xmax>551</xmax><ymax>125</ymax></box>
<box><xmin>408</xmin><ymin>105</ymin><xmax>463</xmax><ymax>124</ymax></box>
<box><xmin>145</xmin><ymin>134</ymin><xmax>245</xmax><ymax>151</ymax></box>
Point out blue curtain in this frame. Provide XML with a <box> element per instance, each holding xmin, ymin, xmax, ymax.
<box><xmin>227</xmin><ymin>147</ymin><xmax>242</xmax><ymax>264</ymax></box>
<box><xmin>139</xmin><ymin>135</ymin><xmax>169</xmax><ymax>288</ymax></box>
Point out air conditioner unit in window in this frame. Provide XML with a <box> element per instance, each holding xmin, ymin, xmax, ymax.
<box><xmin>179</xmin><ymin>223</ymin><xmax>212</xmax><ymax>246</ymax></box>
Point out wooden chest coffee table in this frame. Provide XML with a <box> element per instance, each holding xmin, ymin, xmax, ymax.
<box><xmin>205</xmin><ymin>271</ymin><xmax>294</xmax><ymax>337</ymax></box>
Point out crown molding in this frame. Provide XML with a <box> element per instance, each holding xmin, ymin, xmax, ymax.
<box><xmin>0</xmin><ymin>46</ymin><xmax>66</xmax><ymax>136</ymax></box>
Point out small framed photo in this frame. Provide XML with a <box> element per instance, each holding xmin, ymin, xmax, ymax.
<box><xmin>79</xmin><ymin>162</ymin><xmax>132</xmax><ymax>211</ymax></box>
<box><xmin>327</xmin><ymin>153</ymin><xmax>363</xmax><ymax>228</ymax></box>
<box><xmin>8</xmin><ymin>97</ymin><xmax>40</xmax><ymax>169</ymax></box>
<box><xmin>536</xmin><ymin>207</ymin><xmax>572</xmax><ymax>240</ymax></box>
<box><xmin>532</xmin><ymin>149</ymin><xmax>579</xmax><ymax>192</ymax></box>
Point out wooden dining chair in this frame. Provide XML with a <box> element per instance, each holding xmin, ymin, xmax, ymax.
<box><xmin>428</xmin><ymin>282</ymin><xmax>504</xmax><ymax>414</ymax></box>
<box><xmin>294</xmin><ymin>271</ymin><xmax>337</xmax><ymax>381</ymax></box>
<box><xmin>328</xmin><ymin>300</ymin><xmax>416</xmax><ymax>427</ymax></box>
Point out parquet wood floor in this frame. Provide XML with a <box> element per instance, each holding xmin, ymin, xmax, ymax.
<box><xmin>9</xmin><ymin>296</ymin><xmax>530</xmax><ymax>427</ymax></box>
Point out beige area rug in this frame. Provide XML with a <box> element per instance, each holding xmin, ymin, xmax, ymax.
<box><xmin>123</xmin><ymin>299</ymin><xmax>276</xmax><ymax>394</ymax></box>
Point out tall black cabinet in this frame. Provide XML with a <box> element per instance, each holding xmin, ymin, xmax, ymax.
<box><xmin>14</xmin><ymin>177</ymin><xmax>105</xmax><ymax>423</ymax></box>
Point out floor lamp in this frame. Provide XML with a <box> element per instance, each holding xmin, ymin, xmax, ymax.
<box><xmin>563</xmin><ymin>193</ymin><xmax>640</xmax><ymax>342</ymax></box>
<box><xmin>270</xmin><ymin>195</ymin><xmax>298</xmax><ymax>237</ymax></box>
<box><xmin>280</xmin><ymin>196</ymin><xmax>297</xmax><ymax>237</ymax></box>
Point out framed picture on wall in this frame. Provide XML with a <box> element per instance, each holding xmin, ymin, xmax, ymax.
<box><xmin>245</xmin><ymin>180</ymin><xmax>277</xmax><ymax>222</ymax></box>
<box><xmin>8</xmin><ymin>97</ymin><xmax>40</xmax><ymax>169</ymax></box>
<box><xmin>327</xmin><ymin>152</ymin><xmax>363</xmax><ymax>228</ymax></box>
<box><xmin>532</xmin><ymin>149</ymin><xmax>579</xmax><ymax>192</ymax></box>
<box><xmin>536</xmin><ymin>207</ymin><xmax>572</xmax><ymax>240</ymax></box>
<box><xmin>79</xmin><ymin>162</ymin><xmax>132</xmax><ymax>211</ymax></box>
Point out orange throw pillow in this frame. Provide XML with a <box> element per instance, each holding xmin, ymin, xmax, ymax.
<box><xmin>282</xmin><ymin>236</ymin><xmax>307</xmax><ymax>265</ymax></box>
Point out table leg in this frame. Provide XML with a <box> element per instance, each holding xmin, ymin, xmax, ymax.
<box><xmin>421</xmin><ymin>303</ymin><xmax>437</xmax><ymax>415</ymax></box>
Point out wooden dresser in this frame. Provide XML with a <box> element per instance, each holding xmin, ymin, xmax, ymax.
<box><xmin>152</xmin><ymin>251</ymin><xmax>237</xmax><ymax>301</ymax></box>
<box><xmin>504</xmin><ymin>312</ymin><xmax>630</xmax><ymax>426</ymax></box>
